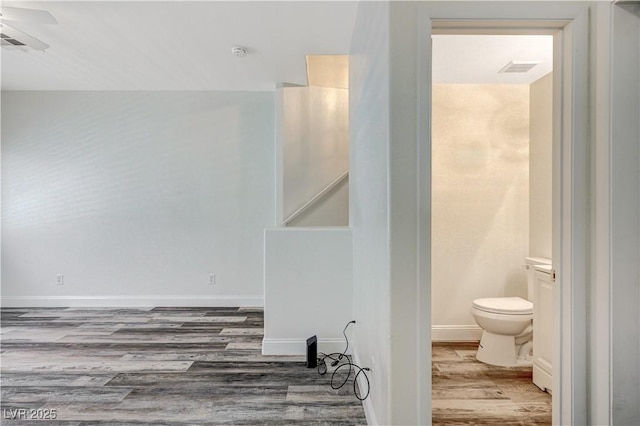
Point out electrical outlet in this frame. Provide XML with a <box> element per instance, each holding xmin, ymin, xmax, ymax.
<box><xmin>208</xmin><ymin>274</ymin><xmax>216</xmax><ymax>285</ymax></box>
<box><xmin>56</xmin><ymin>274</ymin><xmax>64</xmax><ymax>285</ymax></box>
<box><xmin>370</xmin><ymin>355</ymin><xmax>375</xmax><ymax>370</ymax></box>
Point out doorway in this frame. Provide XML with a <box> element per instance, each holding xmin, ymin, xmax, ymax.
<box><xmin>430</xmin><ymin>33</ymin><xmax>554</xmax><ymax>423</ymax></box>
<box><xmin>414</xmin><ymin>6</ymin><xmax>591</xmax><ymax>424</ymax></box>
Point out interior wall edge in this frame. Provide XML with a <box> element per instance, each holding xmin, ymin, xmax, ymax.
<box><xmin>352</xmin><ymin>348</ymin><xmax>380</xmax><ymax>426</ymax></box>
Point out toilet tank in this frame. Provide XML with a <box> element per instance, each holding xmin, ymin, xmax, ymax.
<box><xmin>525</xmin><ymin>257</ymin><xmax>552</xmax><ymax>300</ymax></box>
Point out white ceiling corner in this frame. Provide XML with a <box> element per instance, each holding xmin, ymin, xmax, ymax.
<box><xmin>432</xmin><ymin>34</ymin><xmax>554</xmax><ymax>85</ymax></box>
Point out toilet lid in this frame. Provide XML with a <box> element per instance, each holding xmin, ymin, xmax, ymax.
<box><xmin>473</xmin><ymin>297</ymin><xmax>533</xmax><ymax>315</ymax></box>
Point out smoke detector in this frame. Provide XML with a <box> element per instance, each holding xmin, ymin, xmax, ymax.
<box><xmin>231</xmin><ymin>46</ymin><xmax>247</xmax><ymax>58</ymax></box>
<box><xmin>499</xmin><ymin>61</ymin><xmax>541</xmax><ymax>74</ymax></box>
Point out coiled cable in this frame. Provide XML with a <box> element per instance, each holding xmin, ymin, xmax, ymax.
<box><xmin>316</xmin><ymin>321</ymin><xmax>371</xmax><ymax>401</ymax></box>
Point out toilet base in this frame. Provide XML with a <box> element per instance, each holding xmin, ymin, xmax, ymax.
<box><xmin>476</xmin><ymin>330</ymin><xmax>533</xmax><ymax>367</ymax></box>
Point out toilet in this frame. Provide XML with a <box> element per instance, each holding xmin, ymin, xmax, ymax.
<box><xmin>471</xmin><ymin>257</ymin><xmax>551</xmax><ymax>367</ymax></box>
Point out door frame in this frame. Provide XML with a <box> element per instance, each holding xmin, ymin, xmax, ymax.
<box><xmin>417</xmin><ymin>3</ymin><xmax>590</xmax><ymax>424</ymax></box>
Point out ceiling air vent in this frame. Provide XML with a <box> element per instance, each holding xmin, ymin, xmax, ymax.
<box><xmin>0</xmin><ymin>7</ymin><xmax>57</xmax><ymax>51</ymax></box>
<box><xmin>499</xmin><ymin>61</ymin><xmax>541</xmax><ymax>74</ymax></box>
<box><xmin>1</xmin><ymin>32</ymin><xmax>25</xmax><ymax>46</ymax></box>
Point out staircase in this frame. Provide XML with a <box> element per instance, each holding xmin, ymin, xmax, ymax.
<box><xmin>277</xmin><ymin>55</ymin><xmax>350</xmax><ymax>227</ymax></box>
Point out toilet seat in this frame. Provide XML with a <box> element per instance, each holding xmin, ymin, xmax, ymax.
<box><xmin>472</xmin><ymin>297</ymin><xmax>533</xmax><ymax>315</ymax></box>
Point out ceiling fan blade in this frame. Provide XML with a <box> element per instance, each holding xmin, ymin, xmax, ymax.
<box><xmin>0</xmin><ymin>6</ymin><xmax>57</xmax><ymax>25</ymax></box>
<box><xmin>0</xmin><ymin>23</ymin><xmax>49</xmax><ymax>51</ymax></box>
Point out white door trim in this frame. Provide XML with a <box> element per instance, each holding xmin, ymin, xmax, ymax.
<box><xmin>553</xmin><ymin>11</ymin><xmax>590</xmax><ymax>425</ymax></box>
<box><xmin>417</xmin><ymin>3</ymin><xmax>590</xmax><ymax>425</ymax></box>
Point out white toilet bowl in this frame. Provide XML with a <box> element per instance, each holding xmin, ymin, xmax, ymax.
<box><xmin>471</xmin><ymin>297</ymin><xmax>533</xmax><ymax>367</ymax></box>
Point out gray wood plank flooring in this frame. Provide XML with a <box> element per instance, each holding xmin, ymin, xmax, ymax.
<box><xmin>432</xmin><ymin>342</ymin><xmax>552</xmax><ymax>425</ymax></box>
<box><xmin>2</xmin><ymin>309</ymin><xmax>552</xmax><ymax>425</ymax></box>
<box><xmin>1</xmin><ymin>307</ymin><xmax>366</xmax><ymax>425</ymax></box>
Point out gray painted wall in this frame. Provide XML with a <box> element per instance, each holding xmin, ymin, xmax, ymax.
<box><xmin>610</xmin><ymin>3</ymin><xmax>640</xmax><ymax>424</ymax></box>
<box><xmin>350</xmin><ymin>2</ymin><xmax>640</xmax><ymax>424</ymax></box>
<box><xmin>1</xmin><ymin>91</ymin><xmax>275</xmax><ymax>305</ymax></box>
<box><xmin>350</xmin><ymin>2</ymin><xmax>427</xmax><ymax>423</ymax></box>
<box><xmin>350</xmin><ymin>1</ymin><xmax>392</xmax><ymax>423</ymax></box>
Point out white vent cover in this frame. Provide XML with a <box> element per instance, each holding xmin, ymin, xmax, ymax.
<box><xmin>0</xmin><ymin>22</ymin><xmax>50</xmax><ymax>51</ymax></box>
<box><xmin>1</xmin><ymin>32</ymin><xmax>26</xmax><ymax>47</ymax></box>
<box><xmin>499</xmin><ymin>61</ymin><xmax>541</xmax><ymax>74</ymax></box>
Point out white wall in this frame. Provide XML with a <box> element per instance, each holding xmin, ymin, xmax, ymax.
<box><xmin>529</xmin><ymin>73</ymin><xmax>553</xmax><ymax>259</ymax></box>
<box><xmin>1</xmin><ymin>91</ymin><xmax>275</xmax><ymax>307</ymax></box>
<box><xmin>388</xmin><ymin>4</ymin><xmax>427</xmax><ymax>423</ymax></box>
<box><xmin>287</xmin><ymin>176</ymin><xmax>349</xmax><ymax>227</ymax></box>
<box><xmin>350</xmin><ymin>2</ymin><xmax>637</xmax><ymax>425</ymax></box>
<box><xmin>279</xmin><ymin>86</ymin><xmax>349</xmax><ymax>225</ymax></box>
<box><xmin>351</xmin><ymin>2</ymin><xmax>429</xmax><ymax>424</ymax></box>
<box><xmin>610</xmin><ymin>3</ymin><xmax>640</xmax><ymax>424</ymax></box>
<box><xmin>431</xmin><ymin>84</ymin><xmax>530</xmax><ymax>338</ymax></box>
<box><xmin>262</xmin><ymin>227</ymin><xmax>352</xmax><ymax>355</ymax></box>
<box><xmin>350</xmin><ymin>1</ymin><xmax>392</xmax><ymax>424</ymax></box>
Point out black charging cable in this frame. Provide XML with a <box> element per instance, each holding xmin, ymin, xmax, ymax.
<box><xmin>316</xmin><ymin>321</ymin><xmax>371</xmax><ymax>401</ymax></box>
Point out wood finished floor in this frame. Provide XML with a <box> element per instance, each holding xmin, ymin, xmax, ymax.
<box><xmin>1</xmin><ymin>308</ymin><xmax>551</xmax><ymax>425</ymax></box>
<box><xmin>0</xmin><ymin>307</ymin><xmax>367</xmax><ymax>425</ymax></box>
<box><xmin>432</xmin><ymin>342</ymin><xmax>552</xmax><ymax>425</ymax></box>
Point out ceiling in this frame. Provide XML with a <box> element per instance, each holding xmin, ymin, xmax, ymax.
<box><xmin>432</xmin><ymin>35</ymin><xmax>554</xmax><ymax>85</ymax></box>
<box><xmin>0</xmin><ymin>1</ymin><xmax>358</xmax><ymax>91</ymax></box>
<box><xmin>1</xmin><ymin>3</ymin><xmax>554</xmax><ymax>91</ymax></box>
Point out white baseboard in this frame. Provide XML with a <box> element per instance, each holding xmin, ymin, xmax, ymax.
<box><xmin>261</xmin><ymin>337</ymin><xmax>348</xmax><ymax>356</ymax></box>
<box><xmin>432</xmin><ymin>324</ymin><xmax>482</xmax><ymax>341</ymax></box>
<box><xmin>0</xmin><ymin>295</ymin><xmax>264</xmax><ymax>308</ymax></box>
<box><xmin>352</xmin><ymin>349</ymin><xmax>378</xmax><ymax>426</ymax></box>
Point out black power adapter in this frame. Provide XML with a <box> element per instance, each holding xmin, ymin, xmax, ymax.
<box><xmin>306</xmin><ymin>335</ymin><xmax>317</xmax><ymax>368</ymax></box>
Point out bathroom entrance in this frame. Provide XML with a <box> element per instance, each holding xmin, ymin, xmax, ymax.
<box><xmin>430</xmin><ymin>33</ymin><xmax>555</xmax><ymax>423</ymax></box>
<box><xmin>409</xmin><ymin>4</ymin><xmax>593</xmax><ymax>424</ymax></box>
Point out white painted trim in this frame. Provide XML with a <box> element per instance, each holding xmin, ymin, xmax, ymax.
<box><xmin>353</xmin><ymin>349</ymin><xmax>379</xmax><ymax>426</ymax></box>
<box><xmin>0</xmin><ymin>295</ymin><xmax>264</xmax><ymax>308</ymax></box>
<box><xmin>590</xmin><ymin>6</ymin><xmax>612</xmax><ymax>425</ymax></box>
<box><xmin>554</xmin><ymin>10</ymin><xmax>590</xmax><ymax>426</ymax></box>
<box><xmin>431</xmin><ymin>325</ymin><xmax>482</xmax><ymax>342</ymax></box>
<box><xmin>416</xmin><ymin>6</ymin><xmax>433</xmax><ymax>425</ymax></box>
<box><xmin>261</xmin><ymin>337</ymin><xmax>348</xmax><ymax>356</ymax></box>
